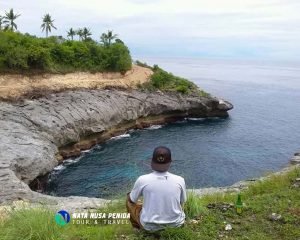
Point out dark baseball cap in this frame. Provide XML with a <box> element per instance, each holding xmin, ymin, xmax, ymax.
<box><xmin>151</xmin><ymin>146</ymin><xmax>172</xmax><ymax>172</ymax></box>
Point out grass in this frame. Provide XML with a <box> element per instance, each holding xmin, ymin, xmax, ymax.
<box><xmin>135</xmin><ymin>61</ymin><xmax>210</xmax><ymax>96</ymax></box>
<box><xmin>0</xmin><ymin>167</ymin><xmax>299</xmax><ymax>240</ymax></box>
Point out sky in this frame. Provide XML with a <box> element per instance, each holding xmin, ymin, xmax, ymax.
<box><xmin>1</xmin><ymin>0</ymin><xmax>300</xmax><ymax>60</ymax></box>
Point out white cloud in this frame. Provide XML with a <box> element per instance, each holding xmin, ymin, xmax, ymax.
<box><xmin>1</xmin><ymin>0</ymin><xmax>300</xmax><ymax>60</ymax></box>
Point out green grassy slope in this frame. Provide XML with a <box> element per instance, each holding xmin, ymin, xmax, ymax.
<box><xmin>1</xmin><ymin>167</ymin><xmax>299</xmax><ymax>240</ymax></box>
<box><xmin>136</xmin><ymin>61</ymin><xmax>209</xmax><ymax>96</ymax></box>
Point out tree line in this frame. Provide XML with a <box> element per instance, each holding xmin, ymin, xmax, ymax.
<box><xmin>0</xmin><ymin>8</ymin><xmax>203</xmax><ymax>95</ymax></box>
<box><xmin>0</xmin><ymin>8</ymin><xmax>132</xmax><ymax>73</ymax></box>
<box><xmin>0</xmin><ymin>8</ymin><xmax>119</xmax><ymax>46</ymax></box>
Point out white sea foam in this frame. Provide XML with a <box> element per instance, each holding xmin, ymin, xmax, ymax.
<box><xmin>62</xmin><ymin>156</ymin><xmax>82</xmax><ymax>167</ymax></box>
<box><xmin>93</xmin><ymin>145</ymin><xmax>102</xmax><ymax>150</ymax></box>
<box><xmin>145</xmin><ymin>125</ymin><xmax>163</xmax><ymax>130</ymax></box>
<box><xmin>72</xmin><ymin>156</ymin><xmax>82</xmax><ymax>163</ymax></box>
<box><xmin>110</xmin><ymin>133</ymin><xmax>131</xmax><ymax>140</ymax></box>
<box><xmin>53</xmin><ymin>165</ymin><xmax>66</xmax><ymax>171</ymax></box>
<box><xmin>186</xmin><ymin>117</ymin><xmax>206</xmax><ymax>121</ymax></box>
<box><xmin>63</xmin><ymin>159</ymin><xmax>77</xmax><ymax>165</ymax></box>
<box><xmin>82</xmin><ymin>149</ymin><xmax>91</xmax><ymax>153</ymax></box>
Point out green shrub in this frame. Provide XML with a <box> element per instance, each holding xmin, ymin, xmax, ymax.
<box><xmin>138</xmin><ymin>64</ymin><xmax>208</xmax><ymax>96</ymax></box>
<box><xmin>0</xmin><ymin>31</ymin><xmax>132</xmax><ymax>73</ymax></box>
<box><xmin>184</xmin><ymin>191</ymin><xmax>207</xmax><ymax>219</ymax></box>
<box><xmin>105</xmin><ymin>43</ymin><xmax>132</xmax><ymax>73</ymax></box>
<box><xmin>135</xmin><ymin>60</ymin><xmax>152</xmax><ymax>69</ymax></box>
<box><xmin>150</xmin><ymin>68</ymin><xmax>173</xmax><ymax>89</ymax></box>
<box><xmin>27</xmin><ymin>45</ymin><xmax>52</xmax><ymax>70</ymax></box>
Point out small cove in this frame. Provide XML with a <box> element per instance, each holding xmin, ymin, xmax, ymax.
<box><xmin>45</xmin><ymin>58</ymin><xmax>300</xmax><ymax>198</ymax></box>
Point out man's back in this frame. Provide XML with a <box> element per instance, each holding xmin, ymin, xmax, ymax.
<box><xmin>130</xmin><ymin>171</ymin><xmax>186</xmax><ymax>231</ymax></box>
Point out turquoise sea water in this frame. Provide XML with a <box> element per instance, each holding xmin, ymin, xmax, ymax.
<box><xmin>46</xmin><ymin>58</ymin><xmax>300</xmax><ymax>198</ymax></box>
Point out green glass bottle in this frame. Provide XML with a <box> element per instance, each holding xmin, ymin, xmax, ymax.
<box><xmin>236</xmin><ymin>193</ymin><xmax>243</xmax><ymax>214</ymax></box>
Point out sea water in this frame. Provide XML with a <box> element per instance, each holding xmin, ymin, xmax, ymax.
<box><xmin>45</xmin><ymin>58</ymin><xmax>300</xmax><ymax>198</ymax></box>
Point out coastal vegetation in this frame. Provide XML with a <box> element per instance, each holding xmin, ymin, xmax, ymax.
<box><xmin>1</xmin><ymin>9</ymin><xmax>21</xmax><ymax>31</ymax></box>
<box><xmin>41</xmin><ymin>14</ymin><xmax>56</xmax><ymax>38</ymax></box>
<box><xmin>0</xmin><ymin>167</ymin><xmax>299</xmax><ymax>239</ymax></box>
<box><xmin>0</xmin><ymin>8</ymin><xmax>132</xmax><ymax>73</ymax></box>
<box><xmin>101</xmin><ymin>30</ymin><xmax>118</xmax><ymax>46</ymax></box>
<box><xmin>0</xmin><ymin>30</ymin><xmax>132</xmax><ymax>73</ymax></box>
<box><xmin>66</xmin><ymin>28</ymin><xmax>76</xmax><ymax>40</ymax></box>
<box><xmin>0</xmin><ymin>7</ymin><xmax>207</xmax><ymax>97</ymax></box>
<box><xmin>136</xmin><ymin>61</ymin><xmax>209</xmax><ymax>96</ymax></box>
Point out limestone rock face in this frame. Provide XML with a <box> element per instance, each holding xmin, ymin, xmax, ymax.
<box><xmin>217</xmin><ymin>100</ymin><xmax>233</xmax><ymax>111</ymax></box>
<box><xmin>0</xmin><ymin>89</ymin><xmax>232</xmax><ymax>207</ymax></box>
<box><xmin>291</xmin><ymin>155</ymin><xmax>300</xmax><ymax>164</ymax></box>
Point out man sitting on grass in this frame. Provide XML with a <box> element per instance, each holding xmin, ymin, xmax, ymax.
<box><xmin>126</xmin><ymin>146</ymin><xmax>187</xmax><ymax>231</ymax></box>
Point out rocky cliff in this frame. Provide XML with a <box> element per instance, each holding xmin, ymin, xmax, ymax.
<box><xmin>0</xmin><ymin>89</ymin><xmax>232</xmax><ymax>210</ymax></box>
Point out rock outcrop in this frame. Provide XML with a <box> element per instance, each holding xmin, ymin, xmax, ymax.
<box><xmin>191</xmin><ymin>158</ymin><xmax>300</xmax><ymax>197</ymax></box>
<box><xmin>291</xmin><ymin>152</ymin><xmax>300</xmax><ymax>164</ymax></box>
<box><xmin>0</xmin><ymin>89</ymin><xmax>233</xmax><ymax>209</ymax></box>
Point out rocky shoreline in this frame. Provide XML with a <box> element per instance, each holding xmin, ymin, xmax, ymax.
<box><xmin>0</xmin><ymin>89</ymin><xmax>233</xmax><ymax>210</ymax></box>
<box><xmin>192</xmin><ymin>155</ymin><xmax>300</xmax><ymax>196</ymax></box>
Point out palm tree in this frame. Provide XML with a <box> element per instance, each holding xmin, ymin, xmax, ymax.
<box><xmin>115</xmin><ymin>38</ymin><xmax>124</xmax><ymax>44</ymax></box>
<box><xmin>100</xmin><ymin>30</ymin><xmax>118</xmax><ymax>46</ymax></box>
<box><xmin>3</xmin><ymin>8</ymin><xmax>21</xmax><ymax>31</ymax></box>
<box><xmin>82</xmin><ymin>27</ymin><xmax>92</xmax><ymax>41</ymax></box>
<box><xmin>41</xmin><ymin>13</ymin><xmax>57</xmax><ymax>37</ymax></box>
<box><xmin>77</xmin><ymin>28</ymin><xmax>84</xmax><ymax>41</ymax></box>
<box><xmin>0</xmin><ymin>16</ymin><xmax>3</xmax><ymax>30</ymax></box>
<box><xmin>67</xmin><ymin>28</ymin><xmax>76</xmax><ymax>40</ymax></box>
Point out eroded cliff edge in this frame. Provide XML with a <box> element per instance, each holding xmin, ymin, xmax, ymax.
<box><xmin>0</xmin><ymin>89</ymin><xmax>232</xmax><ymax>210</ymax></box>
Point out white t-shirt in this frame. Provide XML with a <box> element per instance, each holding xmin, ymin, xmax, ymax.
<box><xmin>130</xmin><ymin>171</ymin><xmax>187</xmax><ymax>231</ymax></box>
